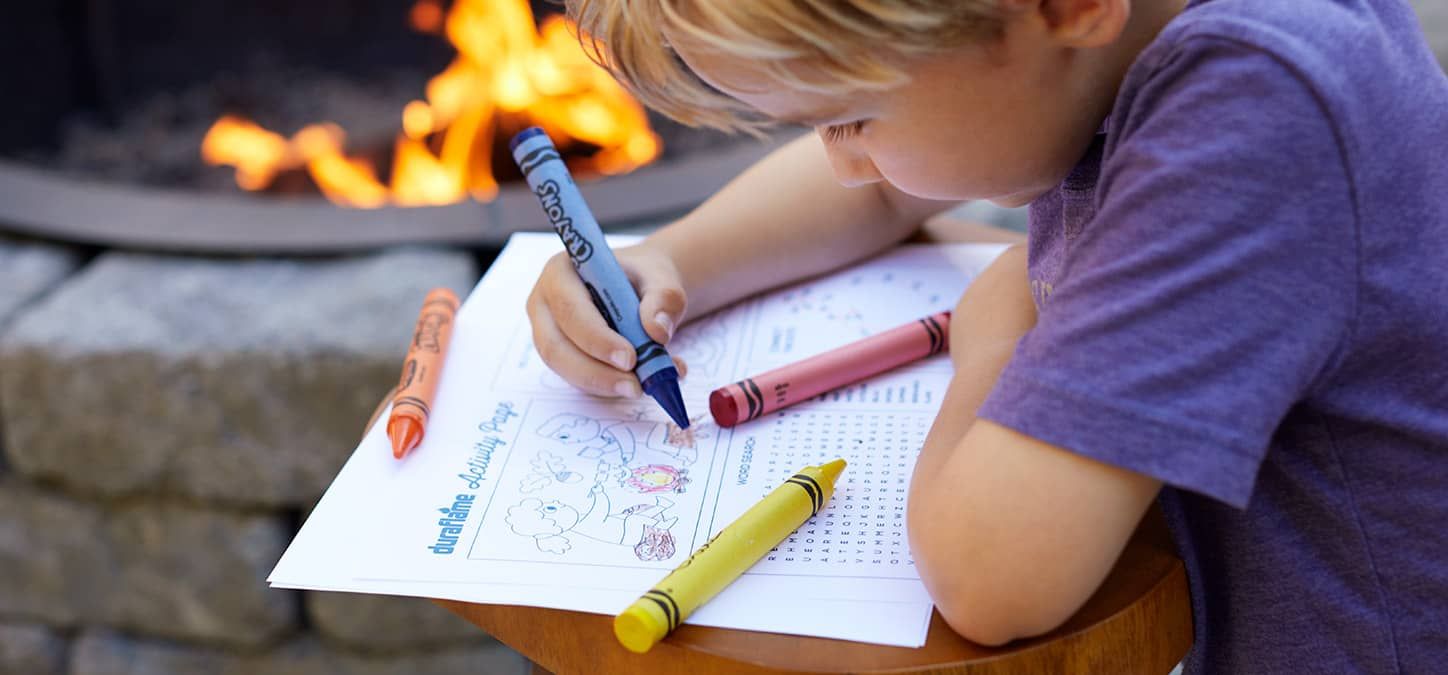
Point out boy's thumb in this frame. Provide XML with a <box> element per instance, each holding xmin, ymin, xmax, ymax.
<box><xmin>636</xmin><ymin>274</ymin><xmax>687</xmax><ymax>345</ymax></box>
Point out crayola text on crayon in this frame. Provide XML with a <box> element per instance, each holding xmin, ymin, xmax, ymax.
<box><xmin>535</xmin><ymin>180</ymin><xmax>593</xmax><ymax>265</ymax></box>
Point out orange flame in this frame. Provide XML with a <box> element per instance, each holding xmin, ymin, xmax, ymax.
<box><xmin>201</xmin><ymin>0</ymin><xmax>660</xmax><ymax>208</ymax></box>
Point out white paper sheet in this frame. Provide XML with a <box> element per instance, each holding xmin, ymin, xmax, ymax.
<box><xmin>270</xmin><ymin>232</ymin><xmax>1006</xmax><ymax>648</ymax></box>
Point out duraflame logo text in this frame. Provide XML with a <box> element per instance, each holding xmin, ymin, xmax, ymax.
<box><xmin>536</xmin><ymin>179</ymin><xmax>593</xmax><ymax>264</ymax></box>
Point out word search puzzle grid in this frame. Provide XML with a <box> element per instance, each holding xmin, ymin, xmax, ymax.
<box><xmin>753</xmin><ymin>410</ymin><xmax>930</xmax><ymax>575</ymax></box>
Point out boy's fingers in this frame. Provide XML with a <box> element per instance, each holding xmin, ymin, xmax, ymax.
<box><xmin>672</xmin><ymin>356</ymin><xmax>689</xmax><ymax>380</ymax></box>
<box><xmin>528</xmin><ymin>305</ymin><xmax>642</xmax><ymax>399</ymax></box>
<box><xmin>538</xmin><ymin>260</ymin><xmax>638</xmax><ymax>371</ymax></box>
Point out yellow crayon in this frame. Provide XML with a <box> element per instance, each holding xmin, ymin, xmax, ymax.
<box><xmin>614</xmin><ymin>458</ymin><xmax>847</xmax><ymax>653</ymax></box>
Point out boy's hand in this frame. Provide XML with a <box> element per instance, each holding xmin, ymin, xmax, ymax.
<box><xmin>526</xmin><ymin>242</ymin><xmax>688</xmax><ymax>398</ymax></box>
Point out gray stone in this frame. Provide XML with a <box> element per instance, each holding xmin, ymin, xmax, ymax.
<box><xmin>0</xmin><ymin>482</ymin><xmax>297</xmax><ymax>648</ymax></box>
<box><xmin>0</xmin><ymin>247</ymin><xmax>476</xmax><ymax>507</ymax></box>
<box><xmin>100</xmin><ymin>501</ymin><xmax>297</xmax><ymax>648</ymax></box>
<box><xmin>0</xmin><ymin>622</ymin><xmax>66</xmax><ymax>675</ymax></box>
<box><xmin>0</xmin><ymin>481</ymin><xmax>113</xmax><ymax>626</ymax></box>
<box><xmin>0</xmin><ymin>236</ymin><xmax>81</xmax><ymax>330</ymax></box>
<box><xmin>1412</xmin><ymin>0</ymin><xmax>1448</xmax><ymax>72</ymax></box>
<box><xmin>70</xmin><ymin>629</ymin><xmax>529</xmax><ymax>675</ymax></box>
<box><xmin>306</xmin><ymin>592</ymin><xmax>489</xmax><ymax>652</ymax></box>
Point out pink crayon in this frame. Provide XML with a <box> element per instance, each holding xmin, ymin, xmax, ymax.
<box><xmin>709</xmin><ymin>311</ymin><xmax>951</xmax><ymax>427</ymax></box>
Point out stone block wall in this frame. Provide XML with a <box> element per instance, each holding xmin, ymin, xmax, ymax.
<box><xmin>0</xmin><ymin>236</ymin><xmax>525</xmax><ymax>675</ymax></box>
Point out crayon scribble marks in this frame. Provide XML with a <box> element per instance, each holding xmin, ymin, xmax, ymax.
<box><xmin>500</xmin><ymin>410</ymin><xmax>708</xmax><ymax>562</ymax></box>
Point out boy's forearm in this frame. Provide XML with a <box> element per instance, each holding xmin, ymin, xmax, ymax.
<box><xmin>915</xmin><ymin>338</ymin><xmax>1020</xmax><ymax>479</ymax></box>
<box><xmin>907</xmin><ymin>247</ymin><xmax>1160</xmax><ymax>645</ymax></box>
<box><xmin>646</xmin><ymin>132</ymin><xmax>955</xmax><ymax>319</ymax></box>
<box><xmin>916</xmin><ymin>246</ymin><xmax>1035</xmax><ymax>477</ymax></box>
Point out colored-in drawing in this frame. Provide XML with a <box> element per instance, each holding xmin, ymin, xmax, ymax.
<box><xmin>536</xmin><ymin>412</ymin><xmax>699</xmax><ymax>468</ymax></box>
<box><xmin>504</xmin><ymin>473</ymin><xmax>679</xmax><ymax>561</ymax></box>
<box><xmin>520</xmin><ymin>451</ymin><xmax>584</xmax><ymax>493</ymax></box>
<box><xmin>665</xmin><ymin>416</ymin><xmax>711</xmax><ymax>449</ymax></box>
<box><xmin>503</xmin><ymin>411</ymin><xmax>705</xmax><ymax>562</ymax></box>
<box><xmin>625</xmin><ymin>464</ymin><xmax>689</xmax><ymax>494</ymax></box>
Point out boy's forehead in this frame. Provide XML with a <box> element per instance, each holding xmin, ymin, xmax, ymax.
<box><xmin>671</xmin><ymin>38</ymin><xmax>850</xmax><ymax>124</ymax></box>
<box><xmin>692</xmin><ymin>62</ymin><xmax>852</xmax><ymax>125</ymax></box>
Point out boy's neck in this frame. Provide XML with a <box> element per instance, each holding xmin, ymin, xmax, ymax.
<box><xmin>1093</xmin><ymin>0</ymin><xmax>1191</xmax><ymax>121</ymax></box>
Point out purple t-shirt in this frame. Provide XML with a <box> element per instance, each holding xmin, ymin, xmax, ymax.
<box><xmin>977</xmin><ymin>0</ymin><xmax>1448</xmax><ymax>672</ymax></box>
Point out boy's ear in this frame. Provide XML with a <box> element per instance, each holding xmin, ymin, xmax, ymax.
<box><xmin>1037</xmin><ymin>0</ymin><xmax>1131</xmax><ymax>48</ymax></box>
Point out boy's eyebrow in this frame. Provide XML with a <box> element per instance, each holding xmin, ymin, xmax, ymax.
<box><xmin>775</xmin><ymin>108</ymin><xmax>847</xmax><ymax>128</ymax></box>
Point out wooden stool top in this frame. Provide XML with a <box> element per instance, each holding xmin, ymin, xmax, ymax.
<box><xmin>438</xmin><ymin>507</ymin><xmax>1191</xmax><ymax>675</ymax></box>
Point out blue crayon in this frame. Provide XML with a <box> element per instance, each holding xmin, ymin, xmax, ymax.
<box><xmin>509</xmin><ymin>127</ymin><xmax>689</xmax><ymax>429</ymax></box>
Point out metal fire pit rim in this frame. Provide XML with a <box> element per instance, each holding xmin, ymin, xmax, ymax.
<box><xmin>0</xmin><ymin>133</ymin><xmax>792</xmax><ymax>254</ymax></box>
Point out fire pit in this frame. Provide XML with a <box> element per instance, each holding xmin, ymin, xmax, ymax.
<box><xmin>0</xmin><ymin>0</ymin><xmax>788</xmax><ymax>253</ymax></box>
<box><xmin>0</xmin><ymin>137</ymin><xmax>780</xmax><ymax>253</ymax></box>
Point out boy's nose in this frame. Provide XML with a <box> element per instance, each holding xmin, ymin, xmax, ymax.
<box><xmin>823</xmin><ymin>144</ymin><xmax>884</xmax><ymax>188</ymax></box>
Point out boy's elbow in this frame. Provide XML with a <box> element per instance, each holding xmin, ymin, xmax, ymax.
<box><xmin>908</xmin><ymin>508</ymin><xmax>1074</xmax><ymax>647</ymax></box>
<box><xmin>930</xmin><ymin>582</ymin><xmax>1068</xmax><ymax>648</ymax></box>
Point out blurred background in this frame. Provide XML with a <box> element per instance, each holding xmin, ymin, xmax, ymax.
<box><xmin>0</xmin><ymin>1</ymin><xmax>1443</xmax><ymax>674</ymax></box>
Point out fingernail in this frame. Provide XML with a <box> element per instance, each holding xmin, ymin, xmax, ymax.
<box><xmin>655</xmin><ymin>312</ymin><xmax>675</xmax><ymax>339</ymax></box>
<box><xmin>610</xmin><ymin>350</ymin><xmax>632</xmax><ymax>370</ymax></box>
<box><xmin>615</xmin><ymin>380</ymin><xmax>641</xmax><ymax>398</ymax></box>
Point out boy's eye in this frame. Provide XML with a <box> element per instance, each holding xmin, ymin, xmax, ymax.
<box><xmin>819</xmin><ymin>120</ymin><xmax>866</xmax><ymax>144</ymax></box>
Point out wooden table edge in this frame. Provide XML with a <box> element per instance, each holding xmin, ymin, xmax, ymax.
<box><xmin>436</xmin><ymin>539</ymin><xmax>1191</xmax><ymax>674</ymax></box>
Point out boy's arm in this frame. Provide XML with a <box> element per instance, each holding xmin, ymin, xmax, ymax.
<box><xmin>528</xmin><ymin>131</ymin><xmax>977</xmax><ymax>398</ymax></box>
<box><xmin>908</xmin><ymin>246</ymin><xmax>1162</xmax><ymax>646</ymax></box>
<box><xmin>645</xmin><ymin>131</ymin><xmax>958</xmax><ymax>319</ymax></box>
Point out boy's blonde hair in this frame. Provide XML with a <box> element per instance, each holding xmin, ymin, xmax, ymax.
<box><xmin>569</xmin><ymin>0</ymin><xmax>1011</xmax><ymax>132</ymax></box>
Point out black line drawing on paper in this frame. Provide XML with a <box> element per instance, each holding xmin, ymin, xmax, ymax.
<box><xmin>669</xmin><ymin>315</ymin><xmax>730</xmax><ymax>380</ymax></box>
<box><xmin>535</xmin><ymin>412</ymin><xmax>701</xmax><ymax>467</ymax></box>
<box><xmin>520</xmin><ymin>451</ymin><xmax>584</xmax><ymax>493</ymax></box>
<box><xmin>505</xmin><ymin>462</ymin><xmax>680</xmax><ymax>561</ymax></box>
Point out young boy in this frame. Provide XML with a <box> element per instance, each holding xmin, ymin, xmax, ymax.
<box><xmin>526</xmin><ymin>0</ymin><xmax>1448</xmax><ymax>670</ymax></box>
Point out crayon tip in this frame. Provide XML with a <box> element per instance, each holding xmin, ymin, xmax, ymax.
<box><xmin>387</xmin><ymin>417</ymin><xmax>423</xmax><ymax>459</ymax></box>
<box><xmin>642</xmin><ymin>371</ymin><xmax>690</xmax><ymax>429</ymax></box>
<box><xmin>817</xmin><ymin>458</ymin><xmax>848</xmax><ymax>485</ymax></box>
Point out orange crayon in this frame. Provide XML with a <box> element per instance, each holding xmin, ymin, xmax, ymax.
<box><xmin>387</xmin><ymin>287</ymin><xmax>460</xmax><ymax>459</ymax></box>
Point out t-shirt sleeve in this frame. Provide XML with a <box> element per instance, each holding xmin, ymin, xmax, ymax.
<box><xmin>977</xmin><ymin>37</ymin><xmax>1358</xmax><ymax>509</ymax></box>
